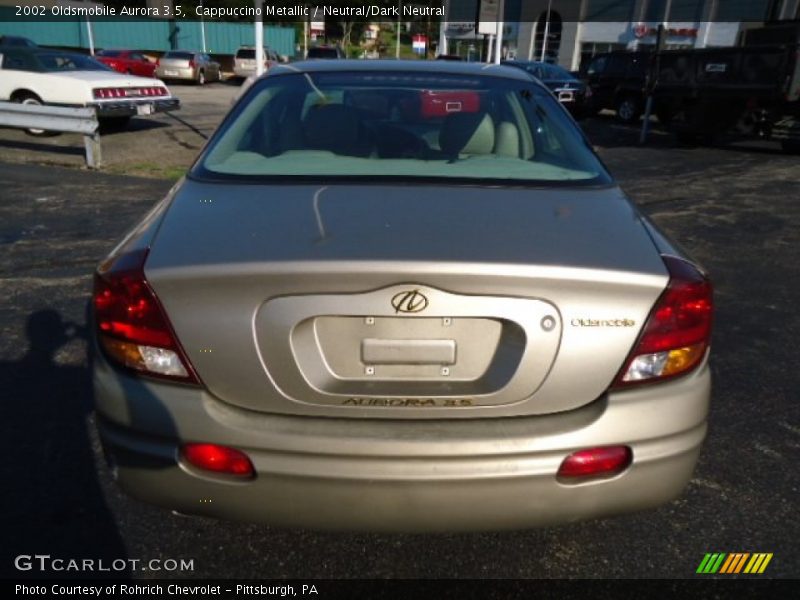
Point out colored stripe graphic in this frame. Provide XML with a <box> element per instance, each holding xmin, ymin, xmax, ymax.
<box><xmin>697</xmin><ymin>552</ymin><xmax>773</xmax><ymax>574</ymax></box>
<box><xmin>720</xmin><ymin>553</ymin><xmax>749</xmax><ymax>573</ymax></box>
<box><xmin>744</xmin><ymin>553</ymin><xmax>773</xmax><ymax>574</ymax></box>
<box><xmin>697</xmin><ymin>553</ymin><xmax>727</xmax><ymax>574</ymax></box>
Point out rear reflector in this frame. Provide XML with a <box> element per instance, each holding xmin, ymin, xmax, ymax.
<box><xmin>557</xmin><ymin>446</ymin><xmax>633</xmax><ymax>481</ymax></box>
<box><xmin>181</xmin><ymin>443</ymin><xmax>254</xmax><ymax>478</ymax></box>
<box><xmin>93</xmin><ymin>248</ymin><xmax>199</xmax><ymax>383</ymax></box>
<box><xmin>613</xmin><ymin>255</ymin><xmax>713</xmax><ymax>387</ymax></box>
<box><xmin>93</xmin><ymin>86</ymin><xmax>168</xmax><ymax>99</ymax></box>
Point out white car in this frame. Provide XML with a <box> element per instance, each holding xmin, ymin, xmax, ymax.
<box><xmin>233</xmin><ymin>45</ymin><xmax>279</xmax><ymax>79</ymax></box>
<box><xmin>0</xmin><ymin>46</ymin><xmax>179</xmax><ymax>132</ymax></box>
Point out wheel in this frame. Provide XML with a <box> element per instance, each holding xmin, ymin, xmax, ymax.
<box><xmin>12</xmin><ymin>92</ymin><xmax>57</xmax><ymax>137</ymax></box>
<box><xmin>615</xmin><ymin>96</ymin><xmax>641</xmax><ymax>124</ymax></box>
<box><xmin>781</xmin><ymin>140</ymin><xmax>800</xmax><ymax>154</ymax></box>
<box><xmin>197</xmin><ymin>70</ymin><xmax>206</xmax><ymax>85</ymax></box>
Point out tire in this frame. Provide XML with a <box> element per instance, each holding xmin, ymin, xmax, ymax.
<box><xmin>12</xmin><ymin>92</ymin><xmax>57</xmax><ymax>137</ymax></box>
<box><xmin>615</xmin><ymin>96</ymin><xmax>641</xmax><ymax>124</ymax></box>
<box><xmin>781</xmin><ymin>140</ymin><xmax>800</xmax><ymax>154</ymax></box>
<box><xmin>197</xmin><ymin>70</ymin><xmax>206</xmax><ymax>85</ymax></box>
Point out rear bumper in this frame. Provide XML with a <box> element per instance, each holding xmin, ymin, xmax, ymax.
<box><xmin>155</xmin><ymin>67</ymin><xmax>196</xmax><ymax>81</ymax></box>
<box><xmin>91</xmin><ymin>97</ymin><xmax>180</xmax><ymax>118</ymax></box>
<box><xmin>233</xmin><ymin>65</ymin><xmax>257</xmax><ymax>78</ymax></box>
<box><xmin>94</xmin><ymin>352</ymin><xmax>710</xmax><ymax>532</ymax></box>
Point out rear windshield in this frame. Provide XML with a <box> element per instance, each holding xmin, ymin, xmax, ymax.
<box><xmin>307</xmin><ymin>47</ymin><xmax>339</xmax><ymax>59</ymax></box>
<box><xmin>36</xmin><ymin>52</ymin><xmax>111</xmax><ymax>72</ymax></box>
<box><xmin>237</xmin><ymin>49</ymin><xmax>256</xmax><ymax>59</ymax></box>
<box><xmin>195</xmin><ymin>71</ymin><xmax>611</xmax><ymax>185</ymax></box>
<box><xmin>97</xmin><ymin>49</ymin><xmax>121</xmax><ymax>57</ymax></box>
<box><xmin>164</xmin><ymin>51</ymin><xmax>194</xmax><ymax>60</ymax></box>
<box><xmin>542</xmin><ymin>63</ymin><xmax>576</xmax><ymax>80</ymax></box>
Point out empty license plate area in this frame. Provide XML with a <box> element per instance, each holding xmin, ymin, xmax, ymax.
<box><xmin>255</xmin><ymin>285</ymin><xmax>561</xmax><ymax>410</ymax></box>
<box><xmin>315</xmin><ymin>316</ymin><xmax>508</xmax><ymax>380</ymax></box>
<box><xmin>295</xmin><ymin>316</ymin><xmax>526</xmax><ymax>397</ymax></box>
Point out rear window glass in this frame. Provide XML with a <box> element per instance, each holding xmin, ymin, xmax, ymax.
<box><xmin>36</xmin><ymin>52</ymin><xmax>111</xmax><ymax>72</ymax></box>
<box><xmin>542</xmin><ymin>63</ymin><xmax>576</xmax><ymax>80</ymax></box>
<box><xmin>97</xmin><ymin>50</ymin><xmax>121</xmax><ymax>57</ymax></box>
<box><xmin>237</xmin><ymin>49</ymin><xmax>256</xmax><ymax>59</ymax></box>
<box><xmin>307</xmin><ymin>47</ymin><xmax>339</xmax><ymax>59</ymax></box>
<box><xmin>164</xmin><ymin>51</ymin><xmax>194</xmax><ymax>60</ymax></box>
<box><xmin>195</xmin><ymin>71</ymin><xmax>611</xmax><ymax>186</ymax></box>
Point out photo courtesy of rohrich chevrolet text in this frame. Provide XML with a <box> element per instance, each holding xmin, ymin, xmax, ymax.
<box><xmin>1</xmin><ymin>0</ymin><xmax>797</xmax><ymax>595</ymax></box>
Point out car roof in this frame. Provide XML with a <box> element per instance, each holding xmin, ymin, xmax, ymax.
<box><xmin>270</xmin><ymin>59</ymin><xmax>537</xmax><ymax>82</ymax></box>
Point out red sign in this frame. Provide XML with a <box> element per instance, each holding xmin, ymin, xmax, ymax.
<box><xmin>634</xmin><ymin>25</ymin><xmax>699</xmax><ymax>39</ymax></box>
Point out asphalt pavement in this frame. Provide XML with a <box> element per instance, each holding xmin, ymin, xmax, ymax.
<box><xmin>0</xmin><ymin>120</ymin><xmax>798</xmax><ymax>579</ymax></box>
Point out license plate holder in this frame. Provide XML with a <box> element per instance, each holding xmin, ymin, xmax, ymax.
<box><xmin>136</xmin><ymin>103</ymin><xmax>154</xmax><ymax>115</ymax></box>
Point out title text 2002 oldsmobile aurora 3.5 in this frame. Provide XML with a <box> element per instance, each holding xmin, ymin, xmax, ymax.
<box><xmin>93</xmin><ymin>61</ymin><xmax>713</xmax><ymax>532</ymax></box>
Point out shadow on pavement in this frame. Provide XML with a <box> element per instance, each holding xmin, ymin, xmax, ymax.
<box><xmin>0</xmin><ymin>309</ymin><xmax>128</xmax><ymax>578</ymax></box>
<box><xmin>0</xmin><ymin>138</ymin><xmax>85</xmax><ymax>157</ymax></box>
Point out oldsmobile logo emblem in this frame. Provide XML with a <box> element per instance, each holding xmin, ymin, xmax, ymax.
<box><xmin>391</xmin><ymin>289</ymin><xmax>428</xmax><ymax>313</ymax></box>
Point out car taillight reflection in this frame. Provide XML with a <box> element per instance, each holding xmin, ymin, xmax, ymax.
<box><xmin>93</xmin><ymin>87</ymin><xmax>168</xmax><ymax>99</ymax></box>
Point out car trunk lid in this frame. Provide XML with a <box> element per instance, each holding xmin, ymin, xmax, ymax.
<box><xmin>145</xmin><ymin>181</ymin><xmax>668</xmax><ymax>418</ymax></box>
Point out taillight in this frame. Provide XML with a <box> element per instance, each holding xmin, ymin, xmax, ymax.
<box><xmin>93</xmin><ymin>248</ymin><xmax>199</xmax><ymax>384</ymax></box>
<box><xmin>613</xmin><ymin>256</ymin><xmax>713</xmax><ymax>387</ymax></box>
<box><xmin>188</xmin><ymin>59</ymin><xmax>195</xmax><ymax>68</ymax></box>
<box><xmin>181</xmin><ymin>443</ymin><xmax>254</xmax><ymax>478</ymax></box>
<box><xmin>557</xmin><ymin>446</ymin><xmax>633</xmax><ymax>481</ymax></box>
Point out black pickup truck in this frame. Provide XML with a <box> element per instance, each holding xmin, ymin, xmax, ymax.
<box><xmin>581</xmin><ymin>22</ymin><xmax>800</xmax><ymax>152</ymax></box>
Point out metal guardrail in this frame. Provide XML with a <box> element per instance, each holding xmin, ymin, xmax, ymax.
<box><xmin>0</xmin><ymin>101</ymin><xmax>102</xmax><ymax>168</ymax></box>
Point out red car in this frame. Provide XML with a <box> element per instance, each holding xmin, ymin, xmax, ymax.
<box><xmin>95</xmin><ymin>49</ymin><xmax>156</xmax><ymax>77</ymax></box>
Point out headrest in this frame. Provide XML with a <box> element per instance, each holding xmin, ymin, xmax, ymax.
<box><xmin>303</xmin><ymin>104</ymin><xmax>359</xmax><ymax>153</ymax></box>
<box><xmin>494</xmin><ymin>121</ymin><xmax>520</xmax><ymax>158</ymax></box>
<box><xmin>439</xmin><ymin>112</ymin><xmax>495</xmax><ymax>156</ymax></box>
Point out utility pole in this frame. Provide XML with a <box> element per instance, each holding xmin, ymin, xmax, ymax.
<box><xmin>85</xmin><ymin>17</ymin><xmax>95</xmax><ymax>55</ymax></box>
<box><xmin>493</xmin><ymin>0</ymin><xmax>504</xmax><ymax>64</ymax></box>
<box><xmin>541</xmin><ymin>0</ymin><xmax>552</xmax><ymax>62</ymax></box>
<box><xmin>396</xmin><ymin>0</ymin><xmax>402</xmax><ymax>59</ymax></box>
<box><xmin>438</xmin><ymin>0</ymin><xmax>449</xmax><ymax>56</ymax></box>
<box><xmin>254</xmin><ymin>0</ymin><xmax>264</xmax><ymax>76</ymax></box>
<box><xmin>199</xmin><ymin>0</ymin><xmax>207</xmax><ymax>53</ymax></box>
<box><xmin>639</xmin><ymin>25</ymin><xmax>665</xmax><ymax>144</ymax></box>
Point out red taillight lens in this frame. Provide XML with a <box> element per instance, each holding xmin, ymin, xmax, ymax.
<box><xmin>557</xmin><ymin>446</ymin><xmax>632</xmax><ymax>481</ymax></box>
<box><xmin>181</xmin><ymin>443</ymin><xmax>254</xmax><ymax>478</ymax></box>
<box><xmin>188</xmin><ymin>59</ymin><xmax>195</xmax><ymax>68</ymax></box>
<box><xmin>613</xmin><ymin>256</ymin><xmax>713</xmax><ymax>387</ymax></box>
<box><xmin>93</xmin><ymin>87</ymin><xmax>127</xmax><ymax>99</ymax></box>
<box><xmin>93</xmin><ymin>248</ymin><xmax>199</xmax><ymax>384</ymax></box>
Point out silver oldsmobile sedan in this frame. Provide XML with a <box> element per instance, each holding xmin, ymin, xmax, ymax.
<box><xmin>92</xmin><ymin>61</ymin><xmax>713</xmax><ymax>532</ymax></box>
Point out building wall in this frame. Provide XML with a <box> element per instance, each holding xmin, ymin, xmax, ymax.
<box><xmin>0</xmin><ymin>8</ymin><xmax>296</xmax><ymax>57</ymax></box>
<box><xmin>517</xmin><ymin>0</ymin><xmax>798</xmax><ymax>70</ymax></box>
